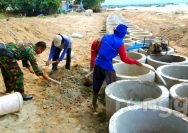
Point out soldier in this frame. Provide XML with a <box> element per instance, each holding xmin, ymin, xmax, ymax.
<box><xmin>0</xmin><ymin>41</ymin><xmax>48</xmax><ymax>101</ymax></box>
<box><xmin>46</xmin><ymin>34</ymin><xmax>72</xmax><ymax>70</ymax></box>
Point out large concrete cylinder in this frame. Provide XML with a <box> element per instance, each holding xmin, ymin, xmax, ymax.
<box><xmin>105</xmin><ymin>80</ymin><xmax>169</xmax><ymax>119</ymax></box>
<box><xmin>123</xmin><ymin>39</ymin><xmax>135</xmax><ymax>47</ymax></box>
<box><xmin>113</xmin><ymin>63</ymin><xmax>155</xmax><ymax>81</ymax></box>
<box><xmin>130</xmin><ymin>32</ymin><xmax>153</xmax><ymax>40</ymax></box>
<box><xmin>123</xmin><ymin>39</ymin><xmax>135</xmax><ymax>44</ymax></box>
<box><xmin>109</xmin><ymin>105</ymin><xmax>188</xmax><ymax>133</ymax></box>
<box><xmin>138</xmin><ymin>47</ymin><xmax>175</xmax><ymax>55</ymax></box>
<box><xmin>170</xmin><ymin>83</ymin><xmax>188</xmax><ymax>115</ymax></box>
<box><xmin>128</xmin><ymin>28</ymin><xmax>144</xmax><ymax>33</ymax></box>
<box><xmin>126</xmin><ymin>24</ymin><xmax>137</xmax><ymax>28</ymax></box>
<box><xmin>0</xmin><ymin>92</ymin><xmax>23</xmax><ymax>116</ymax></box>
<box><xmin>113</xmin><ymin>51</ymin><xmax>146</xmax><ymax>63</ymax></box>
<box><xmin>157</xmin><ymin>65</ymin><xmax>188</xmax><ymax>88</ymax></box>
<box><xmin>137</xmin><ymin>39</ymin><xmax>154</xmax><ymax>45</ymax></box>
<box><xmin>130</xmin><ymin>32</ymin><xmax>152</xmax><ymax>36</ymax></box>
<box><xmin>147</xmin><ymin>54</ymin><xmax>188</xmax><ymax>69</ymax></box>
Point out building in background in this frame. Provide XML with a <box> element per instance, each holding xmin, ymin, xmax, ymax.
<box><xmin>60</xmin><ymin>0</ymin><xmax>84</xmax><ymax>13</ymax></box>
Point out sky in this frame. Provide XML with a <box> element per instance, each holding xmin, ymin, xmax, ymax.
<box><xmin>102</xmin><ymin>0</ymin><xmax>188</xmax><ymax>5</ymax></box>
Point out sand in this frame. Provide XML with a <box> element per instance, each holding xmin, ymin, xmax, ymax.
<box><xmin>0</xmin><ymin>8</ymin><xmax>188</xmax><ymax>133</ymax></box>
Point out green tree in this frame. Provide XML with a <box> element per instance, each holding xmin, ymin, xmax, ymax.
<box><xmin>0</xmin><ymin>0</ymin><xmax>11</xmax><ymax>12</ymax></box>
<box><xmin>74</xmin><ymin>0</ymin><xmax>105</xmax><ymax>10</ymax></box>
<box><xmin>9</xmin><ymin>0</ymin><xmax>61</xmax><ymax>16</ymax></box>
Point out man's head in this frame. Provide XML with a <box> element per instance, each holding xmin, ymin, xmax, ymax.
<box><xmin>114</xmin><ymin>24</ymin><xmax>128</xmax><ymax>38</ymax></box>
<box><xmin>53</xmin><ymin>35</ymin><xmax>64</xmax><ymax>47</ymax></box>
<box><xmin>35</xmin><ymin>41</ymin><xmax>46</xmax><ymax>54</ymax></box>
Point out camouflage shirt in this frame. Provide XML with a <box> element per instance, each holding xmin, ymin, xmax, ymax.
<box><xmin>5</xmin><ymin>42</ymin><xmax>43</xmax><ymax>76</ymax></box>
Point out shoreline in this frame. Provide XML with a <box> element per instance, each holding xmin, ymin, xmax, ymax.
<box><xmin>104</xmin><ymin>4</ymin><xmax>188</xmax><ymax>13</ymax></box>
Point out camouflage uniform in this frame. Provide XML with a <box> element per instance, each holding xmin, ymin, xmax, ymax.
<box><xmin>0</xmin><ymin>42</ymin><xmax>43</xmax><ymax>93</ymax></box>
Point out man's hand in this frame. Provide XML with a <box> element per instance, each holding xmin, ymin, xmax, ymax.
<box><xmin>56</xmin><ymin>60</ymin><xmax>60</xmax><ymax>64</ymax></box>
<box><xmin>45</xmin><ymin>60</ymin><xmax>51</xmax><ymax>66</ymax></box>
<box><xmin>28</xmin><ymin>67</ymin><xmax>34</xmax><ymax>74</ymax></box>
<box><xmin>136</xmin><ymin>62</ymin><xmax>143</xmax><ymax>67</ymax></box>
<box><xmin>42</xmin><ymin>74</ymin><xmax>49</xmax><ymax>80</ymax></box>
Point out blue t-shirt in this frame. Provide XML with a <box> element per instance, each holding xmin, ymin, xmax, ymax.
<box><xmin>95</xmin><ymin>34</ymin><xmax>124</xmax><ymax>71</ymax></box>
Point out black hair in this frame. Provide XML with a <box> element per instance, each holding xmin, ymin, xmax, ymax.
<box><xmin>35</xmin><ymin>41</ymin><xmax>47</xmax><ymax>49</ymax></box>
<box><xmin>58</xmin><ymin>33</ymin><xmax>65</xmax><ymax>44</ymax></box>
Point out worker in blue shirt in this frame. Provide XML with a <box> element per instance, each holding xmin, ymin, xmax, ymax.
<box><xmin>92</xmin><ymin>24</ymin><xmax>143</xmax><ymax>111</ymax></box>
<box><xmin>46</xmin><ymin>34</ymin><xmax>72</xmax><ymax>70</ymax></box>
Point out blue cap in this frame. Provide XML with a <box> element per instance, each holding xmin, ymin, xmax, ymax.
<box><xmin>114</xmin><ymin>24</ymin><xmax>127</xmax><ymax>38</ymax></box>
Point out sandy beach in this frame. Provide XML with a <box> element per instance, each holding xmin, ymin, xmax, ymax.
<box><xmin>0</xmin><ymin>5</ymin><xmax>188</xmax><ymax>132</ymax></box>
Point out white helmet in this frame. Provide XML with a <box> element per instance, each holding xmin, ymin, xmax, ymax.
<box><xmin>53</xmin><ymin>35</ymin><xmax>62</xmax><ymax>47</ymax></box>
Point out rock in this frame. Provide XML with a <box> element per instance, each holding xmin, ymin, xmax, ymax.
<box><xmin>43</xmin><ymin>105</ymin><xmax>48</xmax><ymax>109</ymax></box>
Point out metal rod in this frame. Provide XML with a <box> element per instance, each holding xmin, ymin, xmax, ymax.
<box><xmin>48</xmin><ymin>77</ymin><xmax>61</xmax><ymax>85</ymax></box>
<box><xmin>141</xmin><ymin>63</ymin><xmax>167</xmax><ymax>86</ymax></box>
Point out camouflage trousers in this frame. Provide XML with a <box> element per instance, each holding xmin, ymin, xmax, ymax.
<box><xmin>0</xmin><ymin>44</ymin><xmax>24</xmax><ymax>93</ymax></box>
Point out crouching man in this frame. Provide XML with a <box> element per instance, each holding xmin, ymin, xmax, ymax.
<box><xmin>46</xmin><ymin>34</ymin><xmax>72</xmax><ymax>70</ymax></box>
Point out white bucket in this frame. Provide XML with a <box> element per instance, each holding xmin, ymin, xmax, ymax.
<box><xmin>0</xmin><ymin>92</ymin><xmax>23</xmax><ymax>116</ymax></box>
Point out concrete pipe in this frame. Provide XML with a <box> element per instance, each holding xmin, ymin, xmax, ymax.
<box><xmin>123</xmin><ymin>39</ymin><xmax>136</xmax><ymax>47</ymax></box>
<box><xmin>109</xmin><ymin>105</ymin><xmax>188</xmax><ymax>133</ymax></box>
<box><xmin>0</xmin><ymin>92</ymin><xmax>23</xmax><ymax>116</ymax></box>
<box><xmin>113</xmin><ymin>62</ymin><xmax>155</xmax><ymax>81</ymax></box>
<box><xmin>130</xmin><ymin>31</ymin><xmax>151</xmax><ymax>36</ymax></box>
<box><xmin>127</xmin><ymin>25</ymin><xmax>139</xmax><ymax>29</ymax></box>
<box><xmin>106</xmin><ymin>25</ymin><xmax>112</xmax><ymax>28</ymax></box>
<box><xmin>147</xmin><ymin>54</ymin><xmax>188</xmax><ymax>69</ymax></box>
<box><xmin>113</xmin><ymin>51</ymin><xmax>146</xmax><ymax>63</ymax></box>
<box><xmin>170</xmin><ymin>83</ymin><xmax>188</xmax><ymax>115</ymax></box>
<box><xmin>128</xmin><ymin>27</ymin><xmax>143</xmax><ymax>31</ymax></box>
<box><xmin>123</xmin><ymin>39</ymin><xmax>135</xmax><ymax>44</ymax></box>
<box><xmin>137</xmin><ymin>39</ymin><xmax>154</xmax><ymax>45</ymax></box>
<box><xmin>105</xmin><ymin>80</ymin><xmax>169</xmax><ymax>119</ymax></box>
<box><xmin>130</xmin><ymin>32</ymin><xmax>153</xmax><ymax>40</ymax></box>
<box><xmin>128</xmin><ymin>29</ymin><xmax>144</xmax><ymax>34</ymax></box>
<box><xmin>106</xmin><ymin>29</ymin><xmax>114</xmax><ymax>34</ymax></box>
<box><xmin>107</xmin><ymin>24</ymin><xmax>118</xmax><ymax>27</ymax></box>
<box><xmin>139</xmin><ymin>47</ymin><xmax>175</xmax><ymax>55</ymax></box>
<box><xmin>125</xmin><ymin>35</ymin><xmax>131</xmax><ymax>39</ymax></box>
<box><xmin>157</xmin><ymin>65</ymin><xmax>188</xmax><ymax>88</ymax></box>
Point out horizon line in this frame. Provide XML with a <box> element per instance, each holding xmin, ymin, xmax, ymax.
<box><xmin>102</xmin><ymin>2</ymin><xmax>188</xmax><ymax>6</ymax></box>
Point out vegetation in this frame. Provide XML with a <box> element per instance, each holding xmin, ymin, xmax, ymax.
<box><xmin>74</xmin><ymin>0</ymin><xmax>105</xmax><ymax>11</ymax></box>
<box><xmin>0</xmin><ymin>13</ymin><xmax>7</xmax><ymax>19</ymax></box>
<box><xmin>0</xmin><ymin>0</ymin><xmax>10</xmax><ymax>12</ymax></box>
<box><xmin>0</xmin><ymin>0</ymin><xmax>61</xmax><ymax>16</ymax></box>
